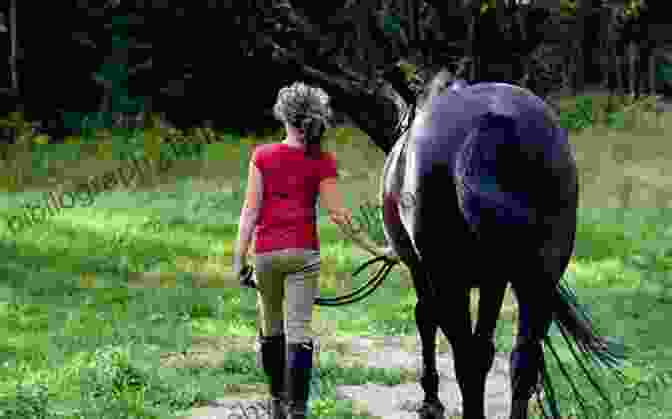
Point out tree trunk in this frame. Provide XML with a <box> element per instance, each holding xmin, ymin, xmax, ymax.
<box><xmin>598</xmin><ymin>5</ymin><xmax>610</xmax><ymax>88</ymax></box>
<box><xmin>466</xmin><ymin>1</ymin><xmax>477</xmax><ymax>81</ymax></box>
<box><xmin>358</xmin><ymin>4</ymin><xmax>377</xmax><ymax>89</ymax></box>
<box><xmin>9</xmin><ymin>0</ymin><xmax>17</xmax><ymax>95</ymax></box>
<box><xmin>574</xmin><ymin>0</ymin><xmax>591</xmax><ymax>93</ymax></box>
<box><xmin>615</xmin><ymin>46</ymin><xmax>624</xmax><ymax>95</ymax></box>
<box><xmin>422</xmin><ymin>0</ymin><xmax>464</xmax><ymax>71</ymax></box>
<box><xmin>649</xmin><ymin>49</ymin><xmax>656</xmax><ymax>97</ymax></box>
<box><xmin>636</xmin><ymin>42</ymin><xmax>648</xmax><ymax>97</ymax></box>
<box><xmin>495</xmin><ymin>0</ymin><xmax>512</xmax><ymax>82</ymax></box>
<box><xmin>628</xmin><ymin>41</ymin><xmax>637</xmax><ymax>98</ymax></box>
<box><xmin>407</xmin><ymin>0</ymin><xmax>416</xmax><ymax>47</ymax></box>
<box><xmin>516</xmin><ymin>5</ymin><xmax>529</xmax><ymax>88</ymax></box>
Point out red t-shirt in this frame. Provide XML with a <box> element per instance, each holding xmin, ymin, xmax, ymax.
<box><xmin>252</xmin><ymin>143</ymin><xmax>339</xmax><ymax>253</ymax></box>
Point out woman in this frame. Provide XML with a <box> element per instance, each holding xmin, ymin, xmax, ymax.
<box><xmin>232</xmin><ymin>82</ymin><xmax>396</xmax><ymax>418</ymax></box>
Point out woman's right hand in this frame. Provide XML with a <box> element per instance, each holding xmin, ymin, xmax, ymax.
<box><xmin>380</xmin><ymin>246</ymin><xmax>401</xmax><ymax>263</ymax></box>
<box><xmin>329</xmin><ymin>208</ymin><xmax>359</xmax><ymax>234</ymax></box>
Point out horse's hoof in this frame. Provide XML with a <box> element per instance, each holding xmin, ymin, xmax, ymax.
<box><xmin>417</xmin><ymin>400</ymin><xmax>445</xmax><ymax>419</ymax></box>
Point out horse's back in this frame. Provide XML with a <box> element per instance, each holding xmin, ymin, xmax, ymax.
<box><xmin>411</xmin><ymin>82</ymin><xmax>566</xmax><ymax>171</ymax></box>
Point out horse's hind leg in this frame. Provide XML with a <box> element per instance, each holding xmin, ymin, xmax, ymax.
<box><xmin>421</xmin><ymin>276</ymin><xmax>480</xmax><ymax>419</ymax></box>
<box><xmin>468</xmin><ymin>281</ymin><xmax>508</xmax><ymax>417</ymax></box>
<box><xmin>383</xmin><ymin>195</ymin><xmax>445</xmax><ymax>417</ymax></box>
<box><xmin>509</xmin><ymin>277</ymin><xmax>554</xmax><ymax>419</ymax></box>
<box><xmin>408</xmin><ymin>262</ymin><xmax>445</xmax><ymax>419</ymax></box>
<box><xmin>434</xmin><ymin>281</ymin><xmax>506</xmax><ymax>419</ymax></box>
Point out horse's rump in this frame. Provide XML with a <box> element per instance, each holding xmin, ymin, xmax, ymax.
<box><xmin>452</xmin><ymin>102</ymin><xmax>577</xmax><ymax>246</ymax></box>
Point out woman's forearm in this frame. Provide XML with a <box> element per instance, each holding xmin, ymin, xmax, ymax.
<box><xmin>233</xmin><ymin>205</ymin><xmax>259</xmax><ymax>273</ymax></box>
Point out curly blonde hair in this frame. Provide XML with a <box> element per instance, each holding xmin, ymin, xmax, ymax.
<box><xmin>273</xmin><ymin>82</ymin><xmax>334</xmax><ymax>158</ymax></box>
<box><xmin>273</xmin><ymin>82</ymin><xmax>333</xmax><ymax>129</ymax></box>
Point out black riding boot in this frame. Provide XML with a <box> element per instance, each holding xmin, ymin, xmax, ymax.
<box><xmin>259</xmin><ymin>330</ymin><xmax>287</xmax><ymax>419</ymax></box>
<box><xmin>285</xmin><ymin>340</ymin><xmax>314</xmax><ymax>419</ymax></box>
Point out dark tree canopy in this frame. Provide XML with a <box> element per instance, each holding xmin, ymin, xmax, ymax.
<box><xmin>0</xmin><ymin>0</ymin><xmax>666</xmax><ymax>146</ymax></box>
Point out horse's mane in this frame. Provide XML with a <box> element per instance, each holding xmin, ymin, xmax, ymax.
<box><xmin>417</xmin><ymin>67</ymin><xmax>456</xmax><ymax>110</ymax></box>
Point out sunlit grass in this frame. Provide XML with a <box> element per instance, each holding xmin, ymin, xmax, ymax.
<box><xmin>0</xmin><ymin>117</ymin><xmax>670</xmax><ymax>418</ymax></box>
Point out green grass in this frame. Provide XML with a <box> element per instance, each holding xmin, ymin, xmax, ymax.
<box><xmin>0</xmin><ymin>121</ymin><xmax>671</xmax><ymax>418</ymax></box>
<box><xmin>0</xmin><ymin>173</ymin><xmax>400</xmax><ymax>419</ymax></box>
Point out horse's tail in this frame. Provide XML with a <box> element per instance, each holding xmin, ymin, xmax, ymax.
<box><xmin>454</xmin><ymin>111</ymin><xmax>629</xmax><ymax>417</ymax></box>
<box><xmin>538</xmin><ymin>280</ymin><xmax>629</xmax><ymax>418</ymax></box>
<box><xmin>454</xmin><ymin>112</ymin><xmax>540</xmax><ymax>238</ymax></box>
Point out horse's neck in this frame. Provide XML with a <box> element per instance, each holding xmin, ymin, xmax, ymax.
<box><xmin>381</xmin><ymin>130</ymin><xmax>411</xmax><ymax>202</ymax></box>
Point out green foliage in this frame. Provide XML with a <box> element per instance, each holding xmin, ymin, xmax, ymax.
<box><xmin>0</xmin><ymin>112</ymin><xmax>40</xmax><ymax>145</ymax></box>
<box><xmin>560</xmin><ymin>96</ymin><xmax>596</xmax><ymax>131</ymax></box>
<box><xmin>657</xmin><ymin>60</ymin><xmax>672</xmax><ymax>87</ymax></box>
<box><xmin>381</xmin><ymin>13</ymin><xmax>403</xmax><ymax>37</ymax></box>
<box><xmin>56</xmin><ymin>9</ymin><xmax>148</xmax><ymax>159</ymax></box>
<box><xmin>620</xmin><ymin>0</ymin><xmax>645</xmax><ymax>18</ymax></box>
<box><xmin>559</xmin><ymin>0</ymin><xmax>577</xmax><ymax>17</ymax></box>
<box><xmin>557</xmin><ymin>94</ymin><xmax>659</xmax><ymax>133</ymax></box>
<box><xmin>396</xmin><ymin>60</ymin><xmax>418</xmax><ymax>83</ymax></box>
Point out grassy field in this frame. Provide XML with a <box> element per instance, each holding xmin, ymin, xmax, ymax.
<box><xmin>0</xmin><ymin>99</ymin><xmax>671</xmax><ymax>418</ymax></box>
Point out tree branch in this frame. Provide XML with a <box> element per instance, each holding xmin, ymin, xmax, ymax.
<box><xmin>265</xmin><ymin>37</ymin><xmax>407</xmax><ymax>154</ymax></box>
<box><xmin>128</xmin><ymin>58</ymin><xmax>153</xmax><ymax>76</ymax></box>
<box><xmin>72</xmin><ymin>32</ymin><xmax>97</xmax><ymax>48</ymax></box>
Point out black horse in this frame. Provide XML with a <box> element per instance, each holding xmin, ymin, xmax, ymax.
<box><xmin>378</xmin><ymin>72</ymin><xmax>626</xmax><ymax>419</ymax></box>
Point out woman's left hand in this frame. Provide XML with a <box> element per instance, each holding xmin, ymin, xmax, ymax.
<box><xmin>238</xmin><ymin>265</ymin><xmax>257</xmax><ymax>289</ymax></box>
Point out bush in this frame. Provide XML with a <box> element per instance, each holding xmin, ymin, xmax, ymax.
<box><xmin>557</xmin><ymin>93</ymin><xmax>661</xmax><ymax>133</ymax></box>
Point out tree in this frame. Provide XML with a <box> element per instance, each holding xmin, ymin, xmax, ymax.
<box><xmin>8</xmin><ymin>0</ymin><xmax>16</xmax><ymax>96</ymax></box>
<box><xmin>6</xmin><ymin>0</ymin><xmax>661</xmax><ymax>146</ymax></box>
<box><xmin>0</xmin><ymin>0</ymin><xmax>17</xmax><ymax>96</ymax></box>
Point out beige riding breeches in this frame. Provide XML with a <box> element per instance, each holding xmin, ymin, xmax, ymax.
<box><xmin>253</xmin><ymin>248</ymin><xmax>320</xmax><ymax>344</ymax></box>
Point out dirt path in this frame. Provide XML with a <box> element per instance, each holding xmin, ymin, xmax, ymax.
<box><xmin>172</xmin><ymin>334</ymin><xmax>527</xmax><ymax>419</ymax></box>
<box><xmin>333</xmin><ymin>336</ymin><xmax>515</xmax><ymax>419</ymax></box>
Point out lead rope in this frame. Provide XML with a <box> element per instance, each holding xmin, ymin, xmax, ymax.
<box><xmin>308</xmin><ymin>336</ymin><xmax>321</xmax><ymax>410</ymax></box>
<box><xmin>309</xmin><ymin>91</ymin><xmax>418</xmax><ymax>409</ymax></box>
